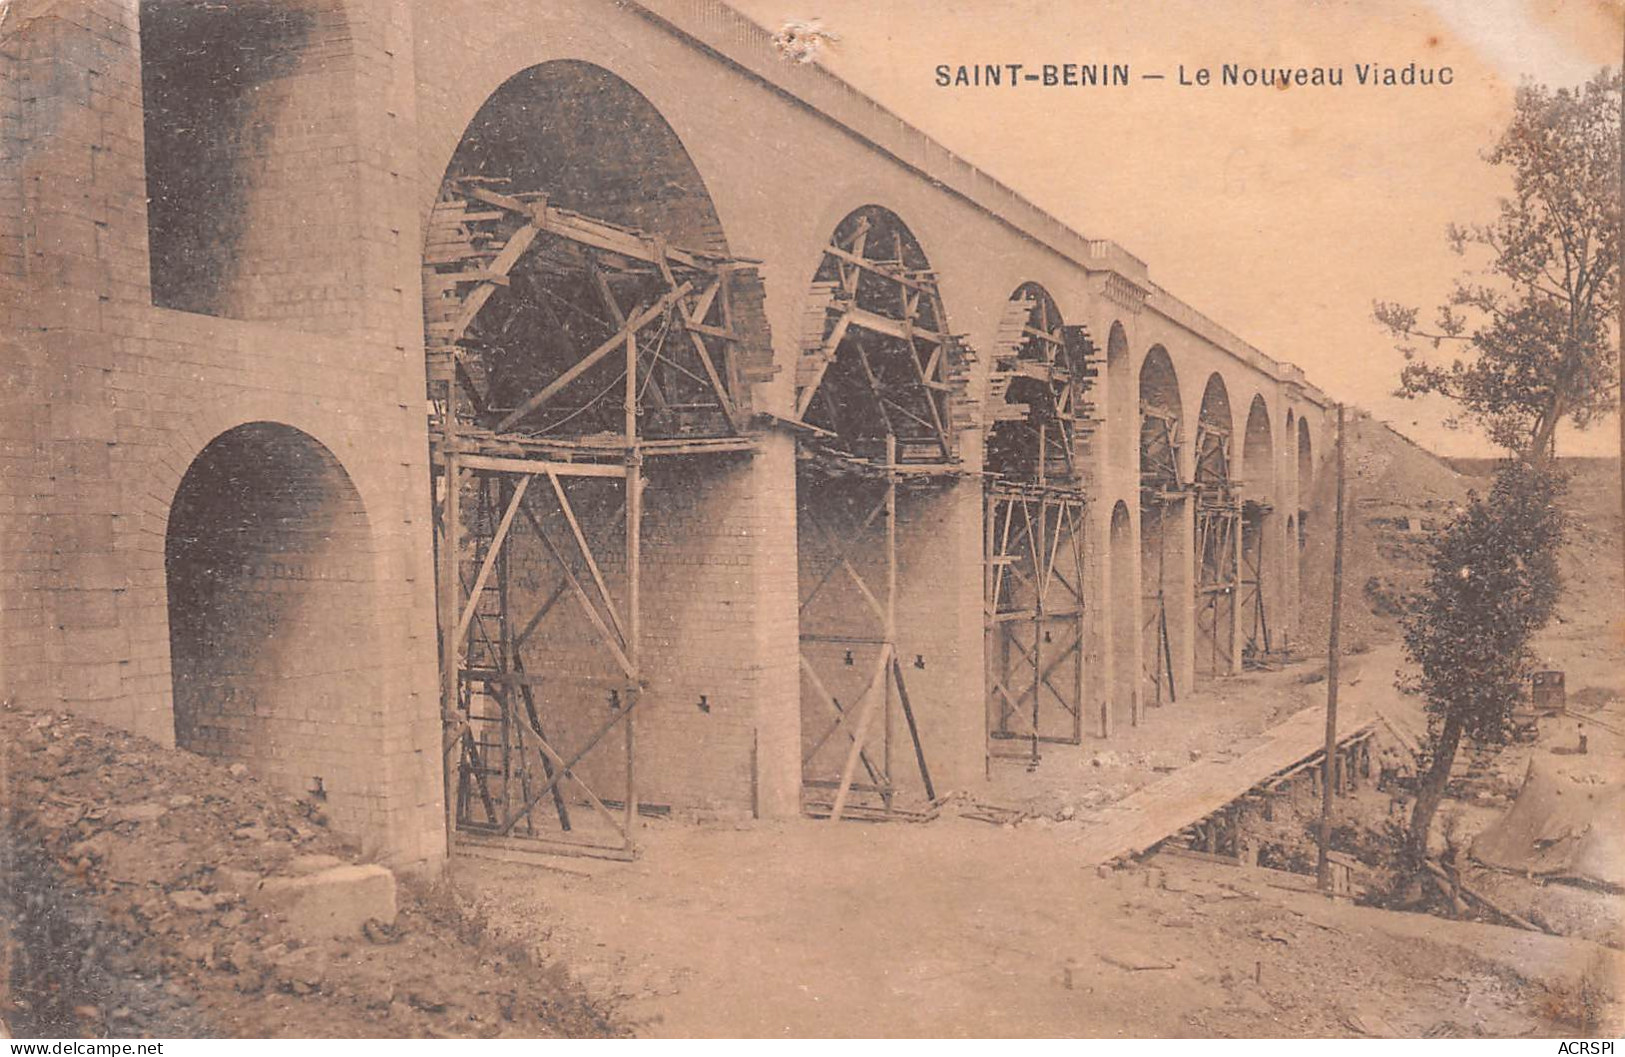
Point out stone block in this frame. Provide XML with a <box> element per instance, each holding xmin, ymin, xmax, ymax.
<box><xmin>224</xmin><ymin>862</ymin><xmax>398</xmax><ymax>940</ymax></box>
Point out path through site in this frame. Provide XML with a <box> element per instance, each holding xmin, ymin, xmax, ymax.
<box><xmin>458</xmin><ymin>643</ymin><xmax>1624</xmax><ymax>1037</ymax></box>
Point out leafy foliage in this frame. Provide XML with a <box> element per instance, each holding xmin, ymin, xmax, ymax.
<box><xmin>1374</xmin><ymin>69</ymin><xmax>1620</xmax><ymax>459</ymax></box>
<box><xmin>1396</xmin><ymin>461</ymin><xmax>1568</xmax><ymax>864</ymax></box>
<box><xmin>1402</xmin><ymin>461</ymin><xmax>1567</xmax><ymax>743</ymax></box>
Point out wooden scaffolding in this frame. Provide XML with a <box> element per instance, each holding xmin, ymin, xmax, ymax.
<box><xmin>793</xmin><ymin>207</ymin><xmax>971</xmax><ymax>820</ymax></box>
<box><xmin>425</xmin><ymin>177</ymin><xmax>774</xmax><ymax>857</ymax></box>
<box><xmin>983</xmin><ymin>289</ymin><xmax>1099</xmax><ymax>764</ymax></box>
<box><xmin>1139</xmin><ymin>403</ymin><xmax>1185</xmax><ymax>706</ymax></box>
<box><xmin>1192</xmin><ymin>414</ymin><xmax>1241</xmax><ymax>679</ymax></box>
<box><xmin>1239</xmin><ymin>498</ymin><xmax>1275</xmax><ymax>664</ymax></box>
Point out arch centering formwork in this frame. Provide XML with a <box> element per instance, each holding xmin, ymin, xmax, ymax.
<box><xmin>797</xmin><ymin>203</ymin><xmax>970</xmax><ymax>817</ymax></box>
<box><xmin>1139</xmin><ymin>346</ymin><xmax>1187</xmax><ymax>707</ymax></box>
<box><xmin>1239</xmin><ymin>395</ymin><xmax>1277</xmax><ymax>662</ymax></box>
<box><xmin>424</xmin><ymin>60</ymin><xmax>779</xmax><ymax>854</ymax></box>
<box><xmin>1193</xmin><ymin>374</ymin><xmax>1241</xmax><ymax>680</ymax></box>
<box><xmin>983</xmin><ymin>282</ymin><xmax>1094</xmax><ymax>754</ymax></box>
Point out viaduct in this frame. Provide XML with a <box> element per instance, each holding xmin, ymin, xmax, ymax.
<box><xmin>0</xmin><ymin>0</ymin><xmax>1331</xmax><ymax>867</ymax></box>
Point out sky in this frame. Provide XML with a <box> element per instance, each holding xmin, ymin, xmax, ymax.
<box><xmin>727</xmin><ymin>0</ymin><xmax>1623</xmax><ymax>458</ymax></box>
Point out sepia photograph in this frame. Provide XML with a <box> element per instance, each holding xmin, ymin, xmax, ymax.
<box><xmin>0</xmin><ymin>0</ymin><xmax>1621</xmax><ymax>1042</ymax></box>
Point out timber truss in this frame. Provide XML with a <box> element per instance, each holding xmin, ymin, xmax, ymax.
<box><xmin>984</xmin><ymin>292</ymin><xmax>1098</xmax><ymax>759</ymax></box>
<box><xmin>1193</xmin><ymin>417</ymin><xmax>1241</xmax><ymax>679</ymax></box>
<box><xmin>425</xmin><ymin>176</ymin><xmax>775</xmax><ymax>444</ymax></box>
<box><xmin>794</xmin><ymin>210</ymin><xmax>974</xmax><ymax>465</ymax></box>
<box><xmin>424</xmin><ymin>176</ymin><xmax>775</xmax><ymax>857</ymax></box>
<box><xmin>1139</xmin><ymin>403</ymin><xmax>1185</xmax><ymax>706</ymax></box>
<box><xmin>985</xmin><ymin>291</ymin><xmax>1098</xmax><ymax>483</ymax></box>
<box><xmin>797</xmin><ymin>442</ymin><xmax>939</xmax><ymax>821</ymax></box>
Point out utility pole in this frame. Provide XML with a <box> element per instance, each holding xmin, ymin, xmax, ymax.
<box><xmin>1317</xmin><ymin>403</ymin><xmax>1347</xmax><ymax>892</ymax></box>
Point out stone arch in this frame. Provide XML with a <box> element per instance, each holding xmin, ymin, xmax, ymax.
<box><xmin>1239</xmin><ymin>394</ymin><xmax>1277</xmax><ymax>660</ymax></box>
<box><xmin>1191</xmin><ymin>373</ymin><xmax>1239</xmax><ymax>679</ymax></box>
<box><xmin>1139</xmin><ymin>345</ymin><xmax>1188</xmax><ymax>704</ymax></box>
<box><xmin>428</xmin><ymin>59</ymin><xmax>772</xmax><ymax>439</ymax></box>
<box><xmin>1285</xmin><ymin>408</ymin><xmax>1299</xmax><ymax>502</ymax></box>
<box><xmin>987</xmin><ymin>282</ymin><xmax>1081</xmax><ymax>483</ymax></box>
<box><xmin>1196</xmin><ymin>373</ymin><xmax>1234</xmax><ymax>489</ymax></box>
<box><xmin>1298</xmin><ymin>416</ymin><xmax>1315</xmax><ymax>497</ymax></box>
<box><xmin>442</xmin><ymin>59</ymin><xmax>728</xmax><ymax>253</ymax></box>
<box><xmin>138</xmin><ymin>0</ymin><xmax>360</xmax><ymax>322</ymax></box>
<box><xmin>1106</xmin><ymin>322</ymin><xmax>1132</xmax><ymax>470</ymax></box>
<box><xmin>424</xmin><ymin>61</ymin><xmax>799</xmax><ymax>826</ymax></box>
<box><xmin>1285</xmin><ymin>511</ymin><xmax>1299</xmax><ymax>644</ymax></box>
<box><xmin>1242</xmin><ymin>394</ymin><xmax>1273</xmax><ymax>490</ymax></box>
<box><xmin>800</xmin><ymin>204</ymin><xmax>959</xmax><ymax>460</ymax></box>
<box><xmin>1139</xmin><ymin>345</ymin><xmax>1183</xmax><ymax>489</ymax></box>
<box><xmin>165</xmin><ymin>422</ymin><xmax>380</xmax><ymax>831</ymax></box>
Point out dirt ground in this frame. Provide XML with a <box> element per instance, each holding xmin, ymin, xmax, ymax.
<box><xmin>455</xmin><ymin>811</ymin><xmax>1620</xmax><ymax>1037</ymax></box>
<box><xmin>451</xmin><ymin>455</ymin><xmax>1624</xmax><ymax>1039</ymax></box>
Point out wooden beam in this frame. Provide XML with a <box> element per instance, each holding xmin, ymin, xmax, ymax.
<box><xmin>546</xmin><ymin>472</ymin><xmax>627</xmax><ymax>646</ymax></box>
<box><xmin>493</xmin><ymin>284</ymin><xmax>693</xmax><ymax>433</ymax></box>
<box><xmin>820</xmin><ymin>242</ymin><xmax>936</xmax><ymax>294</ymax></box>
<box><xmin>827</xmin><ymin>643</ymin><xmax>893</xmax><ymax>823</ymax></box>
<box><xmin>495</xmin><ymin>685</ymin><xmax>650</xmax><ymax>837</ymax></box>
<box><xmin>455</xmin><ymin>475</ymin><xmax>531</xmax><ymax>644</ymax></box>
<box><xmin>457</xmin><ymin>453</ymin><xmax>625</xmax><ymax>478</ymax></box>
<box><xmin>794</xmin><ymin>313</ymin><xmax>853</xmax><ymax>419</ymax></box>
<box><xmin>446</xmin><ymin>224</ymin><xmax>541</xmax><ymax>344</ymax></box>
<box><xmin>844</xmin><ymin>305</ymin><xmax>945</xmax><ymax>345</ymax></box>
<box><xmin>517</xmin><ymin>497</ymin><xmax>634</xmax><ymax>675</ymax></box>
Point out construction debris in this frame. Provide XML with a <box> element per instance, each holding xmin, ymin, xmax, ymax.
<box><xmin>0</xmin><ymin>707</ymin><xmax>616</xmax><ymax>1039</ymax></box>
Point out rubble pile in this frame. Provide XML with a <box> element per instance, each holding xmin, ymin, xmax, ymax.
<box><xmin>0</xmin><ymin>707</ymin><xmax>619</xmax><ymax>1039</ymax></box>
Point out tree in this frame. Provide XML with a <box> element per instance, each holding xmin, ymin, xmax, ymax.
<box><xmin>1375</xmin><ymin>71</ymin><xmax>1616</xmax><ymax>873</ymax></box>
<box><xmin>1375</xmin><ymin>70</ymin><xmax>1620</xmax><ymax>462</ymax></box>
<box><xmin>1399</xmin><ymin>462</ymin><xmax>1566</xmax><ymax>865</ymax></box>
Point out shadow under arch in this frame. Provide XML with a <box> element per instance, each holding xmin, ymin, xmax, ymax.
<box><xmin>139</xmin><ymin>0</ymin><xmax>360</xmax><ymax>320</ymax></box>
<box><xmin>1298</xmin><ymin>416</ymin><xmax>1315</xmax><ymax>497</ymax></box>
<box><xmin>1192</xmin><ymin>373</ymin><xmax>1241</xmax><ymax>680</ymax></box>
<box><xmin>421</xmin><ymin>59</ymin><xmax>791</xmax><ymax>844</ymax></box>
<box><xmin>798</xmin><ymin>203</ymin><xmax>968</xmax><ymax>463</ymax></box>
<box><xmin>1139</xmin><ymin>345</ymin><xmax>1188</xmax><ymax>706</ymax></box>
<box><xmin>165</xmin><ymin>421</ymin><xmax>380</xmax><ymax>828</ymax></box>
<box><xmin>445</xmin><ymin>59</ymin><xmax>729</xmax><ymax>254</ymax></box>
<box><xmin>1106</xmin><ymin>323</ymin><xmax>1132</xmax><ymax>470</ymax></box>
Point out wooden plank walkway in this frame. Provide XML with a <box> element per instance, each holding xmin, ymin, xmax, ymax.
<box><xmin>1070</xmin><ymin>690</ymin><xmax>1381</xmax><ymax>866</ymax></box>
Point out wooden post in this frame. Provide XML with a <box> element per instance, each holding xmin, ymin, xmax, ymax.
<box><xmin>497</xmin><ymin>479</ymin><xmax>513</xmax><ymax>826</ymax></box>
<box><xmin>439</xmin><ymin>447</ymin><xmax>461</xmax><ymax>858</ymax></box>
<box><xmin>1032</xmin><ymin>499</ymin><xmax>1044</xmax><ymax>766</ymax></box>
<box><xmin>985</xmin><ymin>491</ymin><xmax>997</xmax><ymax>770</ymax></box>
<box><xmin>622</xmin><ymin>329</ymin><xmax>642</xmax><ymax>848</ymax></box>
<box><xmin>884</xmin><ymin>433</ymin><xmax>898</xmax><ymax>796</ymax></box>
<box><xmin>623</xmin><ymin>447</ymin><xmax>642</xmax><ymax>846</ymax></box>
<box><xmin>1317</xmin><ymin>403</ymin><xmax>1347</xmax><ymax>891</ymax></box>
<box><xmin>831</xmin><ymin>435</ymin><xmax>899</xmax><ymax>823</ymax></box>
<box><xmin>1077</xmin><ymin>506</ymin><xmax>1093</xmax><ymax>741</ymax></box>
<box><xmin>1228</xmin><ymin>506</ymin><xmax>1243</xmax><ymax>675</ymax></box>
